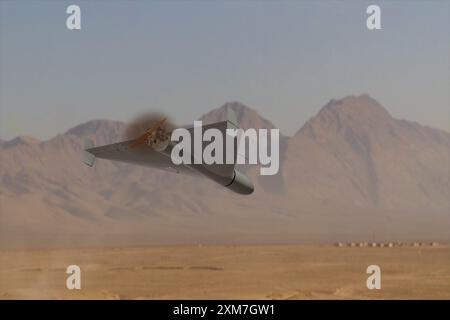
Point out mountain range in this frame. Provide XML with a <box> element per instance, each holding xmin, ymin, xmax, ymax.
<box><xmin>1</xmin><ymin>94</ymin><xmax>449</xmax><ymax>248</ymax></box>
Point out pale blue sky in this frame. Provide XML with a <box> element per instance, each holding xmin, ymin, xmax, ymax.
<box><xmin>1</xmin><ymin>0</ymin><xmax>449</xmax><ymax>140</ymax></box>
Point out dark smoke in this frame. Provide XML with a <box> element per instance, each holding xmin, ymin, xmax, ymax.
<box><xmin>126</xmin><ymin>112</ymin><xmax>176</xmax><ymax>140</ymax></box>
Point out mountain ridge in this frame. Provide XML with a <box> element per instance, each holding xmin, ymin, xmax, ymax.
<box><xmin>3</xmin><ymin>96</ymin><xmax>449</xmax><ymax>143</ymax></box>
<box><xmin>1</xmin><ymin>95</ymin><xmax>449</xmax><ymax>247</ymax></box>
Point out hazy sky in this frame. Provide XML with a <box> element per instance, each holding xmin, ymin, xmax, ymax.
<box><xmin>1</xmin><ymin>0</ymin><xmax>449</xmax><ymax>140</ymax></box>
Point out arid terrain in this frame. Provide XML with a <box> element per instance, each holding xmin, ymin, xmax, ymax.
<box><xmin>1</xmin><ymin>245</ymin><xmax>449</xmax><ymax>300</ymax></box>
<box><xmin>1</xmin><ymin>95</ymin><xmax>449</xmax><ymax>299</ymax></box>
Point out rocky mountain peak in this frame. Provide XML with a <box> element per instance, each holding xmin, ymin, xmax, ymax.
<box><xmin>320</xmin><ymin>94</ymin><xmax>391</xmax><ymax>119</ymax></box>
<box><xmin>297</xmin><ymin>94</ymin><xmax>393</xmax><ymax>138</ymax></box>
<box><xmin>2</xmin><ymin>135</ymin><xmax>40</xmax><ymax>149</ymax></box>
<box><xmin>64</xmin><ymin>119</ymin><xmax>126</xmax><ymax>145</ymax></box>
<box><xmin>200</xmin><ymin>101</ymin><xmax>277</xmax><ymax>130</ymax></box>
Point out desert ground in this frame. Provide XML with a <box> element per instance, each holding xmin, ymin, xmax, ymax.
<box><xmin>1</xmin><ymin>245</ymin><xmax>449</xmax><ymax>299</ymax></box>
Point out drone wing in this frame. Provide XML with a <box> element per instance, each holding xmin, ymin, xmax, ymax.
<box><xmin>84</xmin><ymin>139</ymin><xmax>199</xmax><ymax>176</ymax></box>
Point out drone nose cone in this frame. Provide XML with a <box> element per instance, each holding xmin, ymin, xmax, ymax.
<box><xmin>226</xmin><ymin>170</ymin><xmax>254</xmax><ymax>195</ymax></box>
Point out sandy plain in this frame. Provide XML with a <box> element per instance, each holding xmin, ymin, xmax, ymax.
<box><xmin>1</xmin><ymin>245</ymin><xmax>449</xmax><ymax>299</ymax></box>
